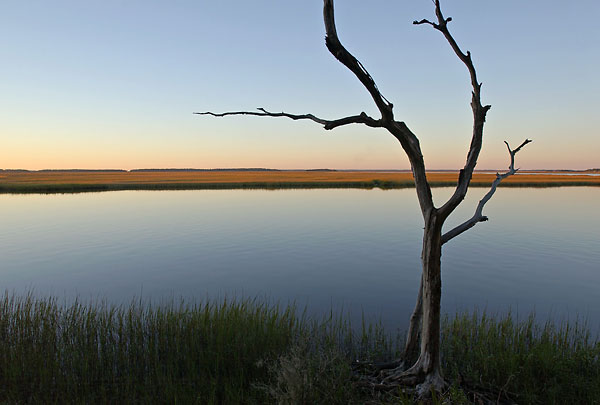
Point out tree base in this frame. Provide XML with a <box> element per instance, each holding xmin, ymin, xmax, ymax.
<box><xmin>352</xmin><ymin>359</ymin><xmax>446</xmax><ymax>399</ymax></box>
<box><xmin>382</xmin><ymin>361</ymin><xmax>446</xmax><ymax>397</ymax></box>
<box><xmin>352</xmin><ymin>359</ymin><xmax>517</xmax><ymax>404</ymax></box>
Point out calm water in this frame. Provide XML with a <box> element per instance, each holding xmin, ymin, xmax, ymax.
<box><xmin>1</xmin><ymin>187</ymin><xmax>599</xmax><ymax>332</ymax></box>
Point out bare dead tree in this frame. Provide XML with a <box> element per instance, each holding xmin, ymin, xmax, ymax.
<box><xmin>196</xmin><ymin>0</ymin><xmax>530</xmax><ymax>396</ymax></box>
<box><xmin>401</xmin><ymin>139</ymin><xmax>531</xmax><ymax>372</ymax></box>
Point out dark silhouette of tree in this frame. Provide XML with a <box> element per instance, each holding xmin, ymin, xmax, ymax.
<box><xmin>197</xmin><ymin>0</ymin><xmax>530</xmax><ymax>395</ymax></box>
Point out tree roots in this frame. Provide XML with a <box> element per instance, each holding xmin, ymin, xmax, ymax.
<box><xmin>352</xmin><ymin>359</ymin><xmax>444</xmax><ymax>397</ymax></box>
<box><xmin>351</xmin><ymin>359</ymin><xmax>517</xmax><ymax>403</ymax></box>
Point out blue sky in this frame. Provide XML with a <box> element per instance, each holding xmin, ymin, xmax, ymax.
<box><xmin>1</xmin><ymin>1</ymin><xmax>598</xmax><ymax>170</ymax></box>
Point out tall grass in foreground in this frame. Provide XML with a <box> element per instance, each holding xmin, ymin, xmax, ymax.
<box><xmin>0</xmin><ymin>292</ymin><xmax>303</xmax><ymax>403</ymax></box>
<box><xmin>442</xmin><ymin>311</ymin><xmax>600</xmax><ymax>404</ymax></box>
<box><xmin>0</xmin><ymin>292</ymin><xmax>395</xmax><ymax>404</ymax></box>
<box><xmin>1</xmin><ymin>292</ymin><xmax>599</xmax><ymax>404</ymax></box>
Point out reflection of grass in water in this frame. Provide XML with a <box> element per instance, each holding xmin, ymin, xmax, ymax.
<box><xmin>1</xmin><ymin>292</ymin><xmax>598</xmax><ymax>403</ymax></box>
<box><xmin>1</xmin><ymin>180</ymin><xmax>599</xmax><ymax>194</ymax></box>
<box><xmin>0</xmin><ymin>181</ymin><xmax>413</xmax><ymax>194</ymax></box>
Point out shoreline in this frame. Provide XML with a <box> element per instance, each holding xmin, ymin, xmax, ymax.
<box><xmin>1</xmin><ymin>170</ymin><xmax>599</xmax><ymax>193</ymax></box>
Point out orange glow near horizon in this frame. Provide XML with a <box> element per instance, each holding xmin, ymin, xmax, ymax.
<box><xmin>2</xmin><ymin>133</ymin><xmax>596</xmax><ymax>172</ymax></box>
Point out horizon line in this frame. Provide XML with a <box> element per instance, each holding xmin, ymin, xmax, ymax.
<box><xmin>2</xmin><ymin>167</ymin><xmax>598</xmax><ymax>173</ymax></box>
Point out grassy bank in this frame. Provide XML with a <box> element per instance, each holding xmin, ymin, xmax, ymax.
<box><xmin>1</xmin><ymin>170</ymin><xmax>599</xmax><ymax>193</ymax></box>
<box><xmin>1</xmin><ymin>293</ymin><xmax>598</xmax><ymax>403</ymax></box>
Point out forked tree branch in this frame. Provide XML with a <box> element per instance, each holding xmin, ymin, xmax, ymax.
<box><xmin>441</xmin><ymin>139</ymin><xmax>532</xmax><ymax>244</ymax></box>
<box><xmin>194</xmin><ymin>108</ymin><xmax>382</xmax><ymax>130</ymax></box>
<box><xmin>416</xmin><ymin>0</ymin><xmax>492</xmax><ymax>220</ymax></box>
<box><xmin>414</xmin><ymin>11</ymin><xmax>481</xmax><ymax>106</ymax></box>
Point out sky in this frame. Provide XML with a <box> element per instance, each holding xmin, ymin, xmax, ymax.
<box><xmin>1</xmin><ymin>1</ymin><xmax>598</xmax><ymax>170</ymax></box>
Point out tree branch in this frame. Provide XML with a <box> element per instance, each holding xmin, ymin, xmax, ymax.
<box><xmin>323</xmin><ymin>0</ymin><xmax>435</xmax><ymax>215</ymax></box>
<box><xmin>194</xmin><ymin>108</ymin><xmax>382</xmax><ymax>130</ymax></box>
<box><xmin>413</xmin><ymin>18</ymin><xmax>440</xmax><ymax>29</ymax></box>
<box><xmin>441</xmin><ymin>139</ymin><xmax>532</xmax><ymax>244</ymax></box>
<box><xmin>414</xmin><ymin>5</ymin><xmax>479</xmax><ymax>102</ymax></box>
<box><xmin>323</xmin><ymin>0</ymin><xmax>394</xmax><ymax>122</ymax></box>
<box><xmin>416</xmin><ymin>0</ymin><xmax>492</xmax><ymax>220</ymax></box>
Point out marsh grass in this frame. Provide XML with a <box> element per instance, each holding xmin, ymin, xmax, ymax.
<box><xmin>0</xmin><ymin>292</ymin><xmax>302</xmax><ymax>403</ymax></box>
<box><xmin>442</xmin><ymin>311</ymin><xmax>600</xmax><ymax>404</ymax></box>
<box><xmin>1</xmin><ymin>170</ymin><xmax>598</xmax><ymax>193</ymax></box>
<box><xmin>1</xmin><ymin>292</ymin><xmax>598</xmax><ymax>404</ymax></box>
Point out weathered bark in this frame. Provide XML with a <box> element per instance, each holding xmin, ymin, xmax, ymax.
<box><xmin>412</xmin><ymin>212</ymin><xmax>445</xmax><ymax>391</ymax></box>
<box><xmin>403</xmin><ymin>274</ymin><xmax>422</xmax><ymax>365</ymax></box>
<box><xmin>383</xmin><ymin>212</ymin><xmax>445</xmax><ymax>394</ymax></box>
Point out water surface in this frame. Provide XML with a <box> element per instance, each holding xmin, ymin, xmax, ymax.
<box><xmin>1</xmin><ymin>187</ymin><xmax>598</xmax><ymax>332</ymax></box>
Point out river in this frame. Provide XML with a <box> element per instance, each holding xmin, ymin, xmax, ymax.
<box><xmin>1</xmin><ymin>187</ymin><xmax>598</xmax><ymax>332</ymax></box>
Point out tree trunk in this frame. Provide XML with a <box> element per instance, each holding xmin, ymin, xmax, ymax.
<box><xmin>403</xmin><ymin>211</ymin><xmax>445</xmax><ymax>393</ymax></box>
<box><xmin>403</xmin><ymin>274</ymin><xmax>422</xmax><ymax>365</ymax></box>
